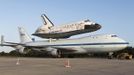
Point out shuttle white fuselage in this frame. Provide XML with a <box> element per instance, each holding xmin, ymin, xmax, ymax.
<box><xmin>32</xmin><ymin>14</ymin><xmax>101</xmax><ymax>39</ymax></box>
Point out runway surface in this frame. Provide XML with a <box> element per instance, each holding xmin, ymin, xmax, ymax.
<box><xmin>0</xmin><ymin>57</ymin><xmax>133</xmax><ymax>75</ymax></box>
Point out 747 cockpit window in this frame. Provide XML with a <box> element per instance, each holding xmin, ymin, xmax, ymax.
<box><xmin>111</xmin><ymin>35</ymin><xmax>117</xmax><ymax>37</ymax></box>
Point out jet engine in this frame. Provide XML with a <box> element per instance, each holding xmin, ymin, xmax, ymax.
<box><xmin>46</xmin><ymin>47</ymin><xmax>61</xmax><ymax>57</ymax></box>
<box><xmin>15</xmin><ymin>45</ymin><xmax>30</xmax><ymax>54</ymax></box>
<box><xmin>50</xmin><ymin>49</ymin><xmax>58</xmax><ymax>56</ymax></box>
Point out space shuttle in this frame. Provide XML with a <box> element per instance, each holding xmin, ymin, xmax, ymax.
<box><xmin>32</xmin><ymin>14</ymin><xmax>101</xmax><ymax>39</ymax></box>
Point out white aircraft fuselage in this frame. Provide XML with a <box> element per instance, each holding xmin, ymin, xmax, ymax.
<box><xmin>1</xmin><ymin>27</ymin><xmax>128</xmax><ymax>57</ymax></box>
<box><xmin>25</xmin><ymin>34</ymin><xmax>128</xmax><ymax>55</ymax></box>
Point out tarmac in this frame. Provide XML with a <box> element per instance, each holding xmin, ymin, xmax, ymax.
<box><xmin>0</xmin><ymin>57</ymin><xmax>133</xmax><ymax>75</ymax></box>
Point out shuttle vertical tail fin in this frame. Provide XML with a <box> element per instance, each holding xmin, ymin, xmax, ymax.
<box><xmin>34</xmin><ymin>14</ymin><xmax>54</xmax><ymax>34</ymax></box>
<box><xmin>41</xmin><ymin>14</ymin><xmax>54</xmax><ymax>28</ymax></box>
<box><xmin>18</xmin><ymin>27</ymin><xmax>32</xmax><ymax>43</ymax></box>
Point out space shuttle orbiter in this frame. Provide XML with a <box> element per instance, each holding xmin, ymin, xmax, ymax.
<box><xmin>32</xmin><ymin>14</ymin><xmax>101</xmax><ymax>39</ymax></box>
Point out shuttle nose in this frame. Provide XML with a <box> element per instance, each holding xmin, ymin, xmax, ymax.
<box><xmin>94</xmin><ymin>23</ymin><xmax>101</xmax><ymax>29</ymax></box>
<box><xmin>84</xmin><ymin>23</ymin><xmax>102</xmax><ymax>31</ymax></box>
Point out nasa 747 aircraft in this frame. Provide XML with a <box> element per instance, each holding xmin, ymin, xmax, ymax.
<box><xmin>32</xmin><ymin>14</ymin><xmax>101</xmax><ymax>39</ymax></box>
<box><xmin>1</xmin><ymin>27</ymin><xmax>129</xmax><ymax>58</ymax></box>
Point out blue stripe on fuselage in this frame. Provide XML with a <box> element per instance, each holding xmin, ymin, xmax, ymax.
<box><xmin>38</xmin><ymin>42</ymin><xmax>129</xmax><ymax>47</ymax></box>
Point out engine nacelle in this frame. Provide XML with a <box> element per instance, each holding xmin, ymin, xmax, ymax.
<box><xmin>15</xmin><ymin>45</ymin><xmax>30</xmax><ymax>54</ymax></box>
<box><xmin>50</xmin><ymin>49</ymin><xmax>58</xmax><ymax>56</ymax></box>
<box><xmin>46</xmin><ymin>47</ymin><xmax>60</xmax><ymax>57</ymax></box>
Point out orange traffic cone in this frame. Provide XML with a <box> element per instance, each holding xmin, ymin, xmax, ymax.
<box><xmin>16</xmin><ymin>58</ymin><xmax>20</xmax><ymax>65</ymax></box>
<box><xmin>64</xmin><ymin>59</ymin><xmax>71</xmax><ymax>68</ymax></box>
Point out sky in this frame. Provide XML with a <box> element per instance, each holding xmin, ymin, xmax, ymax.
<box><xmin>0</xmin><ymin>0</ymin><xmax>134</xmax><ymax>52</ymax></box>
